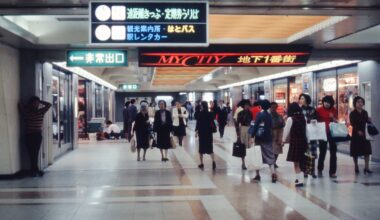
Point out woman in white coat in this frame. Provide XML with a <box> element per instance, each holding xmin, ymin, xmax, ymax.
<box><xmin>172</xmin><ymin>101</ymin><xmax>189</xmax><ymax>146</ymax></box>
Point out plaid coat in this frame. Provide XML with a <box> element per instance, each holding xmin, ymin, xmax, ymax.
<box><xmin>286</xmin><ymin>114</ymin><xmax>308</xmax><ymax>162</ymax></box>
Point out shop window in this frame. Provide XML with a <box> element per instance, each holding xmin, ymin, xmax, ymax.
<box><xmin>273</xmin><ymin>79</ymin><xmax>288</xmax><ymax>116</ymax></box>
<box><xmin>289</xmin><ymin>76</ymin><xmax>302</xmax><ymax>103</ymax></box>
<box><xmin>78</xmin><ymin>79</ymin><xmax>87</xmax><ymax>137</ymax></box>
<box><xmin>338</xmin><ymin>73</ymin><xmax>358</xmax><ymax>123</ymax></box>
<box><xmin>316</xmin><ymin>76</ymin><xmax>337</xmax><ymax>107</ymax></box>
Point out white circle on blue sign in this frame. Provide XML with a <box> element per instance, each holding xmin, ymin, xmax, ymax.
<box><xmin>95</xmin><ymin>5</ymin><xmax>111</xmax><ymax>21</ymax></box>
<box><xmin>95</xmin><ymin>25</ymin><xmax>111</xmax><ymax>41</ymax></box>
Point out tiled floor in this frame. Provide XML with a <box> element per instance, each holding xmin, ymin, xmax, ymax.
<box><xmin>1</xmin><ymin>122</ymin><xmax>380</xmax><ymax>220</ymax></box>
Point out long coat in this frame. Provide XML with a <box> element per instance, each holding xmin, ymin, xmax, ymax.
<box><xmin>133</xmin><ymin>112</ymin><xmax>150</xmax><ymax>149</ymax></box>
<box><xmin>196</xmin><ymin>111</ymin><xmax>214</xmax><ymax>154</ymax></box>
<box><xmin>153</xmin><ymin>110</ymin><xmax>173</xmax><ymax>149</ymax></box>
<box><xmin>350</xmin><ymin>109</ymin><xmax>372</xmax><ymax>156</ymax></box>
<box><xmin>286</xmin><ymin>115</ymin><xmax>308</xmax><ymax>162</ymax></box>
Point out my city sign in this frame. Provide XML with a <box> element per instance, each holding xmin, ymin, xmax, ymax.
<box><xmin>66</xmin><ymin>50</ymin><xmax>128</xmax><ymax>67</ymax></box>
<box><xmin>89</xmin><ymin>1</ymin><xmax>208</xmax><ymax>46</ymax></box>
<box><xmin>139</xmin><ymin>45</ymin><xmax>312</xmax><ymax>67</ymax></box>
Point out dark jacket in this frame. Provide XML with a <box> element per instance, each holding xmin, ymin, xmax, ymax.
<box><xmin>251</xmin><ymin>110</ymin><xmax>273</xmax><ymax>143</ymax></box>
<box><xmin>217</xmin><ymin>106</ymin><xmax>228</xmax><ymax>125</ymax></box>
<box><xmin>153</xmin><ymin>110</ymin><xmax>173</xmax><ymax>149</ymax></box>
<box><xmin>128</xmin><ymin>104</ymin><xmax>138</xmax><ymax>123</ymax></box>
<box><xmin>123</xmin><ymin>108</ymin><xmax>129</xmax><ymax>130</ymax></box>
<box><xmin>301</xmin><ymin>106</ymin><xmax>317</xmax><ymax>123</ymax></box>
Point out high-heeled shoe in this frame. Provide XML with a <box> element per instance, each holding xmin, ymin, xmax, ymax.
<box><xmin>252</xmin><ymin>175</ymin><xmax>261</xmax><ymax>182</ymax></box>
<box><xmin>242</xmin><ymin>164</ymin><xmax>247</xmax><ymax>170</ymax></box>
<box><xmin>364</xmin><ymin>169</ymin><xmax>373</xmax><ymax>174</ymax></box>
<box><xmin>295</xmin><ymin>179</ymin><xmax>304</xmax><ymax>187</ymax></box>
<box><xmin>355</xmin><ymin>167</ymin><xmax>359</xmax><ymax>174</ymax></box>
<box><xmin>198</xmin><ymin>164</ymin><xmax>204</xmax><ymax>169</ymax></box>
<box><xmin>272</xmin><ymin>174</ymin><xmax>277</xmax><ymax>183</ymax></box>
<box><xmin>212</xmin><ymin>162</ymin><xmax>216</xmax><ymax>170</ymax></box>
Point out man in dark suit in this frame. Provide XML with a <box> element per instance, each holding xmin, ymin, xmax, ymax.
<box><xmin>216</xmin><ymin>100</ymin><xmax>228</xmax><ymax>138</ymax></box>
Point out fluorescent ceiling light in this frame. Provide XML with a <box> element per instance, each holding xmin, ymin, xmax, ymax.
<box><xmin>203</xmin><ymin>74</ymin><xmax>213</xmax><ymax>82</ymax></box>
<box><xmin>53</xmin><ymin>62</ymin><xmax>117</xmax><ymax>90</ymax></box>
<box><xmin>218</xmin><ymin>60</ymin><xmax>361</xmax><ymax>90</ymax></box>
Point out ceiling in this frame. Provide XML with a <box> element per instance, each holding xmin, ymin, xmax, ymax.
<box><xmin>0</xmin><ymin>1</ymin><xmax>380</xmax><ymax>92</ymax></box>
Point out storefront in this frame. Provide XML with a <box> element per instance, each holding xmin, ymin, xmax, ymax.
<box><xmin>316</xmin><ymin>65</ymin><xmax>358</xmax><ymax>124</ymax></box>
<box><xmin>272</xmin><ymin>78</ymin><xmax>288</xmax><ymax>115</ymax></box>
<box><xmin>250</xmin><ymin>82</ymin><xmax>265</xmax><ymax>103</ymax></box>
<box><xmin>289</xmin><ymin>76</ymin><xmax>303</xmax><ymax>103</ymax></box>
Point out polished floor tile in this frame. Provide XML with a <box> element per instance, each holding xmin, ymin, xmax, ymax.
<box><xmin>1</xmin><ymin>124</ymin><xmax>379</xmax><ymax>219</ymax></box>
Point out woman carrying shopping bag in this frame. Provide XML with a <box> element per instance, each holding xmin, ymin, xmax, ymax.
<box><xmin>282</xmin><ymin>103</ymin><xmax>309</xmax><ymax>187</ymax></box>
<box><xmin>250</xmin><ymin>100</ymin><xmax>277</xmax><ymax>183</ymax></box>
<box><xmin>316</xmin><ymin>95</ymin><xmax>338</xmax><ymax>178</ymax></box>
<box><xmin>299</xmin><ymin>93</ymin><xmax>318</xmax><ymax>179</ymax></box>
<box><xmin>349</xmin><ymin>96</ymin><xmax>373</xmax><ymax>174</ymax></box>
<box><xmin>237</xmin><ymin>99</ymin><xmax>253</xmax><ymax>170</ymax></box>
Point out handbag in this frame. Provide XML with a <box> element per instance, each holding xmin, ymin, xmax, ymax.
<box><xmin>367</xmin><ymin>123</ymin><xmax>379</xmax><ymax>136</ymax></box>
<box><xmin>170</xmin><ymin>136</ymin><xmax>176</xmax><ymax>149</ymax></box>
<box><xmin>232</xmin><ymin>142</ymin><xmax>246</xmax><ymax>158</ymax></box>
<box><xmin>366</xmin><ymin>123</ymin><xmax>377</xmax><ymax>141</ymax></box>
<box><xmin>329</xmin><ymin>122</ymin><xmax>349</xmax><ymax>138</ymax></box>
<box><xmin>131</xmin><ymin>137</ymin><xmax>136</xmax><ymax>153</ymax></box>
<box><xmin>211</xmin><ymin>120</ymin><xmax>217</xmax><ymax>133</ymax></box>
<box><xmin>247</xmin><ymin>145</ymin><xmax>263</xmax><ymax>170</ymax></box>
<box><xmin>307</xmin><ymin>122</ymin><xmax>327</xmax><ymax>141</ymax></box>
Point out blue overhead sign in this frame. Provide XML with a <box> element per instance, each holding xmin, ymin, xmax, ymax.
<box><xmin>89</xmin><ymin>1</ymin><xmax>209</xmax><ymax>46</ymax></box>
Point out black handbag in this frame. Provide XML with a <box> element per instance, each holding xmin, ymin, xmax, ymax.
<box><xmin>367</xmin><ymin>123</ymin><xmax>379</xmax><ymax>136</ymax></box>
<box><xmin>232</xmin><ymin>142</ymin><xmax>246</xmax><ymax>158</ymax></box>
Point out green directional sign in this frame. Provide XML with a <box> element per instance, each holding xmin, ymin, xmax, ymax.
<box><xmin>118</xmin><ymin>84</ymin><xmax>141</xmax><ymax>91</ymax></box>
<box><xmin>66</xmin><ymin>50</ymin><xmax>128</xmax><ymax>67</ymax></box>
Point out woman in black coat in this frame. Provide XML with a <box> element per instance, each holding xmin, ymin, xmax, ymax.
<box><xmin>349</xmin><ymin>96</ymin><xmax>372</xmax><ymax>174</ymax></box>
<box><xmin>196</xmin><ymin>101</ymin><xmax>216</xmax><ymax>170</ymax></box>
<box><xmin>133</xmin><ymin>105</ymin><xmax>150</xmax><ymax>161</ymax></box>
<box><xmin>153</xmin><ymin>100</ymin><xmax>173</xmax><ymax>161</ymax></box>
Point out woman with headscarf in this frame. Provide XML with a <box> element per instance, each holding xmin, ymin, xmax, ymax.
<box><xmin>196</xmin><ymin>101</ymin><xmax>216</xmax><ymax>170</ymax></box>
<box><xmin>133</xmin><ymin>104</ymin><xmax>150</xmax><ymax>161</ymax></box>
<box><xmin>153</xmin><ymin>100</ymin><xmax>173</xmax><ymax>161</ymax></box>
<box><xmin>282</xmin><ymin>102</ymin><xmax>308</xmax><ymax>187</ymax></box>
<box><xmin>250</xmin><ymin>100</ymin><xmax>277</xmax><ymax>183</ymax></box>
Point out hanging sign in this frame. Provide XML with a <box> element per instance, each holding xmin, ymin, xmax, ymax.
<box><xmin>67</xmin><ymin>50</ymin><xmax>128</xmax><ymax>67</ymax></box>
<box><xmin>89</xmin><ymin>1</ymin><xmax>208</xmax><ymax>46</ymax></box>
<box><xmin>119</xmin><ymin>84</ymin><xmax>141</xmax><ymax>91</ymax></box>
<box><xmin>138</xmin><ymin>44</ymin><xmax>312</xmax><ymax>67</ymax></box>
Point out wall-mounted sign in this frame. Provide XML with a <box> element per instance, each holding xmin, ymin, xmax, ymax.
<box><xmin>67</xmin><ymin>50</ymin><xmax>128</xmax><ymax>67</ymax></box>
<box><xmin>139</xmin><ymin>44</ymin><xmax>312</xmax><ymax>67</ymax></box>
<box><xmin>119</xmin><ymin>84</ymin><xmax>141</xmax><ymax>91</ymax></box>
<box><xmin>89</xmin><ymin>1</ymin><xmax>208</xmax><ymax>46</ymax></box>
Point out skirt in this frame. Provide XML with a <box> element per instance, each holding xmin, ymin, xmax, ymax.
<box><xmin>240</xmin><ymin>126</ymin><xmax>250</xmax><ymax>148</ymax></box>
<box><xmin>287</xmin><ymin>142</ymin><xmax>308</xmax><ymax>162</ymax></box>
<box><xmin>199</xmin><ymin>132</ymin><xmax>213</xmax><ymax>154</ymax></box>
<box><xmin>260</xmin><ymin>142</ymin><xmax>275</xmax><ymax>165</ymax></box>
<box><xmin>157</xmin><ymin>130</ymin><xmax>171</xmax><ymax>149</ymax></box>
<box><xmin>350</xmin><ymin>136</ymin><xmax>372</xmax><ymax>156</ymax></box>
<box><xmin>136</xmin><ymin>132</ymin><xmax>149</xmax><ymax>149</ymax></box>
<box><xmin>173</xmin><ymin>124</ymin><xmax>186</xmax><ymax>137</ymax></box>
<box><xmin>272</xmin><ymin>129</ymin><xmax>283</xmax><ymax>154</ymax></box>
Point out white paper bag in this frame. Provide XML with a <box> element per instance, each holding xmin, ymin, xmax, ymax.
<box><xmin>247</xmin><ymin>145</ymin><xmax>263</xmax><ymax>170</ymax></box>
<box><xmin>330</xmin><ymin>122</ymin><xmax>349</xmax><ymax>138</ymax></box>
<box><xmin>307</xmin><ymin>122</ymin><xmax>327</xmax><ymax>141</ymax></box>
<box><xmin>366</xmin><ymin>124</ymin><xmax>376</xmax><ymax>141</ymax></box>
<box><xmin>131</xmin><ymin>137</ymin><xmax>136</xmax><ymax>153</ymax></box>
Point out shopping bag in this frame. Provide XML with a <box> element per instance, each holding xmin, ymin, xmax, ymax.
<box><xmin>170</xmin><ymin>136</ymin><xmax>176</xmax><ymax>149</ymax></box>
<box><xmin>366</xmin><ymin>123</ymin><xmax>377</xmax><ymax>141</ymax></box>
<box><xmin>367</xmin><ymin>123</ymin><xmax>379</xmax><ymax>136</ymax></box>
<box><xmin>247</xmin><ymin>145</ymin><xmax>263</xmax><ymax>170</ymax></box>
<box><xmin>329</xmin><ymin>122</ymin><xmax>349</xmax><ymax>138</ymax></box>
<box><xmin>304</xmin><ymin>151</ymin><xmax>315</xmax><ymax>175</ymax></box>
<box><xmin>131</xmin><ymin>137</ymin><xmax>136</xmax><ymax>153</ymax></box>
<box><xmin>232</xmin><ymin>142</ymin><xmax>246</xmax><ymax>158</ymax></box>
<box><xmin>307</xmin><ymin>122</ymin><xmax>327</xmax><ymax>141</ymax></box>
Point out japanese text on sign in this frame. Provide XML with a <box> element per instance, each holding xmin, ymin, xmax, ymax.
<box><xmin>237</xmin><ymin>55</ymin><xmax>297</xmax><ymax>64</ymax></box>
<box><xmin>126</xmin><ymin>8</ymin><xmax>200</xmax><ymax>20</ymax></box>
<box><xmin>67</xmin><ymin>50</ymin><xmax>128</xmax><ymax>67</ymax></box>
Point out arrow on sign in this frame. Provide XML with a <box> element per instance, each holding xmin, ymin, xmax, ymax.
<box><xmin>70</xmin><ymin>55</ymin><xmax>84</xmax><ymax>62</ymax></box>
